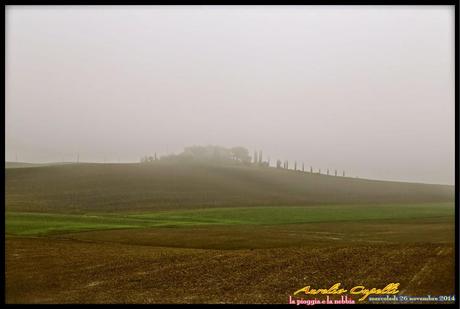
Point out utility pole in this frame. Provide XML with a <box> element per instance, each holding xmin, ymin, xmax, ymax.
<box><xmin>335</xmin><ymin>169</ymin><xmax>337</xmax><ymax>176</ymax></box>
<box><xmin>77</xmin><ymin>153</ymin><xmax>79</xmax><ymax>164</ymax></box>
<box><xmin>343</xmin><ymin>170</ymin><xmax>345</xmax><ymax>177</ymax></box>
<box><xmin>310</xmin><ymin>166</ymin><xmax>313</xmax><ymax>173</ymax></box>
<box><xmin>302</xmin><ymin>162</ymin><xmax>304</xmax><ymax>172</ymax></box>
<box><xmin>327</xmin><ymin>168</ymin><xmax>329</xmax><ymax>176</ymax></box>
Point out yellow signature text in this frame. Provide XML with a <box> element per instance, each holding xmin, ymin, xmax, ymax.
<box><xmin>294</xmin><ymin>283</ymin><xmax>347</xmax><ymax>296</ymax></box>
<box><xmin>350</xmin><ymin>283</ymin><xmax>400</xmax><ymax>301</ymax></box>
<box><xmin>294</xmin><ymin>283</ymin><xmax>400</xmax><ymax>301</ymax></box>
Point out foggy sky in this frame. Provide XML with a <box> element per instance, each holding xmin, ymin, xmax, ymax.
<box><xmin>5</xmin><ymin>6</ymin><xmax>455</xmax><ymax>185</ymax></box>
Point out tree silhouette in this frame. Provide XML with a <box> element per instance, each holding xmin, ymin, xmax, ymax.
<box><xmin>230</xmin><ymin>147</ymin><xmax>251</xmax><ymax>164</ymax></box>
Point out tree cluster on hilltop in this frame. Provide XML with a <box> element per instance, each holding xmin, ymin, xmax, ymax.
<box><xmin>180</xmin><ymin>145</ymin><xmax>252</xmax><ymax>164</ymax></box>
<box><xmin>140</xmin><ymin>145</ymin><xmax>346</xmax><ymax>176</ymax></box>
<box><xmin>141</xmin><ymin>145</ymin><xmax>252</xmax><ymax>165</ymax></box>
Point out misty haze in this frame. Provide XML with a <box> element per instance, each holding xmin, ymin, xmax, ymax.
<box><xmin>5</xmin><ymin>5</ymin><xmax>454</xmax><ymax>185</ymax></box>
<box><xmin>5</xmin><ymin>5</ymin><xmax>455</xmax><ymax>305</ymax></box>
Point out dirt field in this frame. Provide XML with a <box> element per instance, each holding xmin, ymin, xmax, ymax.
<box><xmin>6</xmin><ymin>236</ymin><xmax>454</xmax><ymax>304</ymax></box>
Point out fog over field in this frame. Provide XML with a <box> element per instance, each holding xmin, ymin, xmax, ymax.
<box><xmin>5</xmin><ymin>5</ymin><xmax>454</xmax><ymax>185</ymax></box>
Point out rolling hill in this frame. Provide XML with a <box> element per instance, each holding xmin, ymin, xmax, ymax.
<box><xmin>5</xmin><ymin>161</ymin><xmax>454</xmax><ymax>213</ymax></box>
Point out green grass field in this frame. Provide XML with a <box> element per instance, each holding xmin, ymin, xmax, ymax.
<box><xmin>6</xmin><ymin>203</ymin><xmax>454</xmax><ymax>236</ymax></box>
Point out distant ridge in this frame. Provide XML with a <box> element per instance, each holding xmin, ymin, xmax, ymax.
<box><xmin>5</xmin><ymin>161</ymin><xmax>76</xmax><ymax>169</ymax></box>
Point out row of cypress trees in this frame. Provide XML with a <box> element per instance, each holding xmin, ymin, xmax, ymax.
<box><xmin>255</xmin><ymin>149</ymin><xmax>346</xmax><ymax>176</ymax></box>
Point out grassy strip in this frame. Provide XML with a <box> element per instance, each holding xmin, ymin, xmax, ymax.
<box><xmin>6</xmin><ymin>203</ymin><xmax>454</xmax><ymax>236</ymax></box>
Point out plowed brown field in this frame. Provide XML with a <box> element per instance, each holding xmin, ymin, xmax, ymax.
<box><xmin>6</xmin><ymin>236</ymin><xmax>454</xmax><ymax>304</ymax></box>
